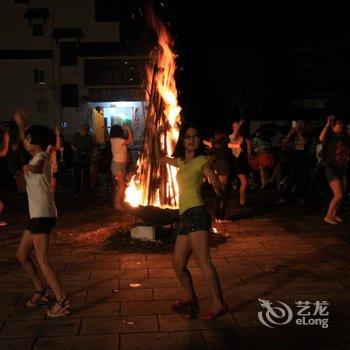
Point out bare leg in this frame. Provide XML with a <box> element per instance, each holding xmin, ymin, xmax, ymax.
<box><xmin>172</xmin><ymin>235</ymin><xmax>196</xmax><ymax>301</ymax></box>
<box><xmin>238</xmin><ymin>174</ymin><xmax>248</xmax><ymax>205</ymax></box>
<box><xmin>114</xmin><ymin>171</ymin><xmax>126</xmax><ymax>209</ymax></box>
<box><xmin>326</xmin><ymin>179</ymin><xmax>343</xmax><ymax>221</ymax></box>
<box><xmin>190</xmin><ymin>230</ymin><xmax>224</xmax><ymax>311</ymax></box>
<box><xmin>16</xmin><ymin>230</ymin><xmax>45</xmax><ymax>291</ymax></box>
<box><xmin>33</xmin><ymin>233</ymin><xmax>66</xmax><ymax>301</ymax></box>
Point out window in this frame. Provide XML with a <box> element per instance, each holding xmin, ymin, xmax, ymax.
<box><xmin>95</xmin><ymin>0</ymin><xmax>120</xmax><ymax>21</ymax></box>
<box><xmin>34</xmin><ymin>69</ymin><xmax>45</xmax><ymax>84</ymax></box>
<box><xmin>60</xmin><ymin>42</ymin><xmax>78</xmax><ymax>66</ymax></box>
<box><xmin>61</xmin><ymin>84</ymin><xmax>79</xmax><ymax>107</ymax></box>
<box><xmin>85</xmin><ymin>59</ymin><xmax>142</xmax><ymax>86</ymax></box>
<box><xmin>32</xmin><ymin>23</ymin><xmax>44</xmax><ymax>37</ymax></box>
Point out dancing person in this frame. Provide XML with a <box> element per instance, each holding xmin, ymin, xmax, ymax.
<box><xmin>156</xmin><ymin>123</ymin><xmax>228</xmax><ymax>320</ymax></box>
<box><xmin>0</xmin><ymin>128</ymin><xmax>10</xmax><ymax>226</ymax></box>
<box><xmin>16</xmin><ymin>125</ymin><xmax>70</xmax><ymax>317</ymax></box>
<box><xmin>319</xmin><ymin>116</ymin><xmax>350</xmax><ymax>224</ymax></box>
<box><xmin>110</xmin><ymin>124</ymin><xmax>133</xmax><ymax>210</ymax></box>
<box><xmin>250</xmin><ymin>130</ymin><xmax>275</xmax><ymax>189</ymax></box>
<box><xmin>48</xmin><ymin>127</ymin><xmax>62</xmax><ymax>193</ymax></box>
<box><xmin>71</xmin><ymin>123</ymin><xmax>94</xmax><ymax>197</ymax></box>
<box><xmin>228</xmin><ymin>119</ymin><xmax>252</xmax><ymax>207</ymax></box>
<box><xmin>204</xmin><ymin>129</ymin><xmax>232</xmax><ymax>222</ymax></box>
<box><xmin>277</xmin><ymin>121</ymin><xmax>310</xmax><ymax>204</ymax></box>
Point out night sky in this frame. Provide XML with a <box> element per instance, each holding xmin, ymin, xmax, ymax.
<box><xmin>126</xmin><ymin>1</ymin><xmax>350</xmax><ymax>131</ymax></box>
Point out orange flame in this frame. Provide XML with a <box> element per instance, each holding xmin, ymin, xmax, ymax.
<box><xmin>125</xmin><ymin>12</ymin><xmax>181</xmax><ymax>208</ymax></box>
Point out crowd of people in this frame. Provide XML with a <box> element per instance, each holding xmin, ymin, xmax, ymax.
<box><xmin>0</xmin><ymin>108</ymin><xmax>349</xmax><ymax>320</ymax></box>
<box><xmin>204</xmin><ymin>116</ymin><xmax>350</xmax><ymax>225</ymax></box>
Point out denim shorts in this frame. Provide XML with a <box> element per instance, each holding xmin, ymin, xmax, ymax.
<box><xmin>179</xmin><ymin>206</ymin><xmax>212</xmax><ymax>235</ymax></box>
<box><xmin>26</xmin><ymin>218</ymin><xmax>56</xmax><ymax>234</ymax></box>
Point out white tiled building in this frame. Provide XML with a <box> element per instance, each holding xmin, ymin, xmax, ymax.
<box><xmin>0</xmin><ymin>0</ymin><xmax>149</xmax><ymax>142</ymax></box>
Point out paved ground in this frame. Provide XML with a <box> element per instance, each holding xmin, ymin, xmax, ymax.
<box><xmin>0</xmin><ymin>188</ymin><xmax>350</xmax><ymax>349</ymax></box>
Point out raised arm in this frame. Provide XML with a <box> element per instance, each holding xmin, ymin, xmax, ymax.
<box><xmin>282</xmin><ymin>127</ymin><xmax>295</xmax><ymax>146</ymax></box>
<box><xmin>202</xmin><ymin>162</ymin><xmax>223</xmax><ymax>196</ymax></box>
<box><xmin>319</xmin><ymin>116</ymin><xmax>333</xmax><ymax>143</ymax></box>
<box><xmin>54</xmin><ymin>127</ymin><xmax>62</xmax><ymax>150</ymax></box>
<box><xmin>123</xmin><ymin>125</ymin><xmax>133</xmax><ymax>146</ymax></box>
<box><xmin>0</xmin><ymin>131</ymin><xmax>10</xmax><ymax>157</ymax></box>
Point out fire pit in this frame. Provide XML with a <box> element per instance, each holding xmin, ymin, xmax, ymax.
<box><xmin>131</xmin><ymin>205</ymin><xmax>179</xmax><ymax>226</ymax></box>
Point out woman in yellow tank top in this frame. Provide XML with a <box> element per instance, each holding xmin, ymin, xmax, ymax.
<box><xmin>156</xmin><ymin>123</ymin><xmax>228</xmax><ymax>320</ymax></box>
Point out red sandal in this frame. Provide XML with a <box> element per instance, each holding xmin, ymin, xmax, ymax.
<box><xmin>200</xmin><ymin>304</ymin><xmax>229</xmax><ymax>320</ymax></box>
<box><xmin>172</xmin><ymin>297</ymin><xmax>198</xmax><ymax>309</ymax></box>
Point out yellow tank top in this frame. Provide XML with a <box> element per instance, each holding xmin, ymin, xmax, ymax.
<box><xmin>176</xmin><ymin>155</ymin><xmax>208</xmax><ymax>214</ymax></box>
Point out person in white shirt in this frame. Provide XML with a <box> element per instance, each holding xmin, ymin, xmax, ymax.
<box><xmin>110</xmin><ymin>124</ymin><xmax>133</xmax><ymax>210</ymax></box>
<box><xmin>16</xmin><ymin>125</ymin><xmax>70</xmax><ymax>318</ymax></box>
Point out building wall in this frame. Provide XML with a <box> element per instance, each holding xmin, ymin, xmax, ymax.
<box><xmin>0</xmin><ymin>0</ymin><xmax>121</xmax><ymax>138</ymax></box>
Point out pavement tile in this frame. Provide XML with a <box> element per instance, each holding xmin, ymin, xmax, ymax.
<box><xmin>148</xmin><ymin>267</ymin><xmax>203</xmax><ymax>278</ymax></box>
<box><xmin>60</xmin><ymin>271</ymin><xmax>91</xmax><ymax>281</ymax></box>
<box><xmin>90</xmin><ymin>269</ymin><xmax>147</xmax><ymax>280</ymax></box>
<box><xmin>120</xmin><ymin>301</ymin><xmax>174</xmax><ymax>315</ymax></box>
<box><xmin>282</xmin><ymin>282</ymin><xmax>349</xmax><ymax>295</ymax></box>
<box><xmin>0</xmin><ymin>318</ymin><xmax>81</xmax><ymax>338</ymax></box>
<box><xmin>34</xmin><ymin>334</ymin><xmax>119</xmax><ymax>350</ymax></box>
<box><xmin>120</xmin><ymin>331</ymin><xmax>205</xmax><ymax>350</ymax></box>
<box><xmin>0</xmin><ymin>306</ymin><xmax>46</xmax><ymax>321</ymax></box>
<box><xmin>153</xmin><ymin>287</ymin><xmax>211</xmax><ymax>300</ymax></box>
<box><xmin>0</xmin><ymin>295</ymin><xmax>21</xmax><ymax>307</ymax></box>
<box><xmin>202</xmin><ymin>329</ymin><xmax>240</xmax><ymax>350</ymax></box>
<box><xmin>81</xmin><ymin>315</ymin><xmax>159</xmax><ymax>334</ymax></box>
<box><xmin>119</xmin><ymin>277</ymin><xmax>181</xmax><ymax>289</ymax></box>
<box><xmin>216</xmin><ymin>264</ymin><xmax>264</xmax><ymax>273</ymax></box>
<box><xmin>94</xmin><ymin>255</ymin><xmax>122</xmax><ymax>262</ymax></box>
<box><xmin>0</xmin><ymin>338</ymin><xmax>34</xmax><ymax>350</ymax></box>
<box><xmin>72</xmin><ymin>302</ymin><xmax>119</xmax><ymax>318</ymax></box>
<box><xmin>227</xmin><ymin>256</ymin><xmax>283</xmax><ymax>265</ymax></box>
<box><xmin>86</xmin><ymin>288</ymin><xmax>153</xmax><ymax>303</ymax></box>
<box><xmin>120</xmin><ymin>260</ymin><xmax>173</xmax><ymax>269</ymax></box>
<box><xmin>158</xmin><ymin>313</ymin><xmax>235</xmax><ymax>331</ymax></box>
<box><xmin>238</xmin><ymin>272</ymin><xmax>304</xmax><ymax>284</ymax></box>
<box><xmin>277</xmin><ymin>254</ymin><xmax>333</xmax><ymax>263</ymax></box>
<box><xmin>146</xmin><ymin>254</ymin><xmax>172</xmax><ymax>260</ymax></box>
<box><xmin>120</xmin><ymin>253</ymin><xmax>147</xmax><ymax>261</ymax></box>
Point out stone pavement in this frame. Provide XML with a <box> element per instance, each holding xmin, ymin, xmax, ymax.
<box><xmin>0</xmin><ymin>191</ymin><xmax>350</xmax><ymax>349</ymax></box>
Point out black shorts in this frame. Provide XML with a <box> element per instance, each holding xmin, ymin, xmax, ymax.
<box><xmin>179</xmin><ymin>206</ymin><xmax>212</xmax><ymax>235</ymax></box>
<box><xmin>324</xmin><ymin>166</ymin><xmax>347</xmax><ymax>183</ymax></box>
<box><xmin>26</xmin><ymin>217</ymin><xmax>57</xmax><ymax>234</ymax></box>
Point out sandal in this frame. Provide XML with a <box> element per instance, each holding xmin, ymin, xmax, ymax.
<box><xmin>172</xmin><ymin>297</ymin><xmax>198</xmax><ymax>309</ymax></box>
<box><xmin>46</xmin><ymin>297</ymin><xmax>71</xmax><ymax>318</ymax></box>
<box><xmin>324</xmin><ymin>217</ymin><xmax>338</xmax><ymax>225</ymax></box>
<box><xmin>26</xmin><ymin>287</ymin><xmax>50</xmax><ymax>307</ymax></box>
<box><xmin>333</xmin><ymin>216</ymin><xmax>344</xmax><ymax>223</ymax></box>
<box><xmin>200</xmin><ymin>303</ymin><xmax>229</xmax><ymax>320</ymax></box>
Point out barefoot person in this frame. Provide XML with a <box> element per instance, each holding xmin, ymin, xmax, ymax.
<box><xmin>319</xmin><ymin>116</ymin><xmax>350</xmax><ymax>224</ymax></box>
<box><xmin>156</xmin><ymin>123</ymin><xmax>228</xmax><ymax>320</ymax></box>
<box><xmin>16</xmin><ymin>125</ymin><xmax>70</xmax><ymax>317</ymax></box>
<box><xmin>109</xmin><ymin>124</ymin><xmax>133</xmax><ymax>210</ymax></box>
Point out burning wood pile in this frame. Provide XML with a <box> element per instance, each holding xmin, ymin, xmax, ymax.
<box><xmin>125</xmin><ymin>11</ymin><xmax>181</xmax><ymax>212</ymax></box>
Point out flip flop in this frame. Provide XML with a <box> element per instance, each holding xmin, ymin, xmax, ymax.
<box><xmin>200</xmin><ymin>304</ymin><xmax>229</xmax><ymax>320</ymax></box>
<box><xmin>172</xmin><ymin>298</ymin><xmax>198</xmax><ymax>309</ymax></box>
